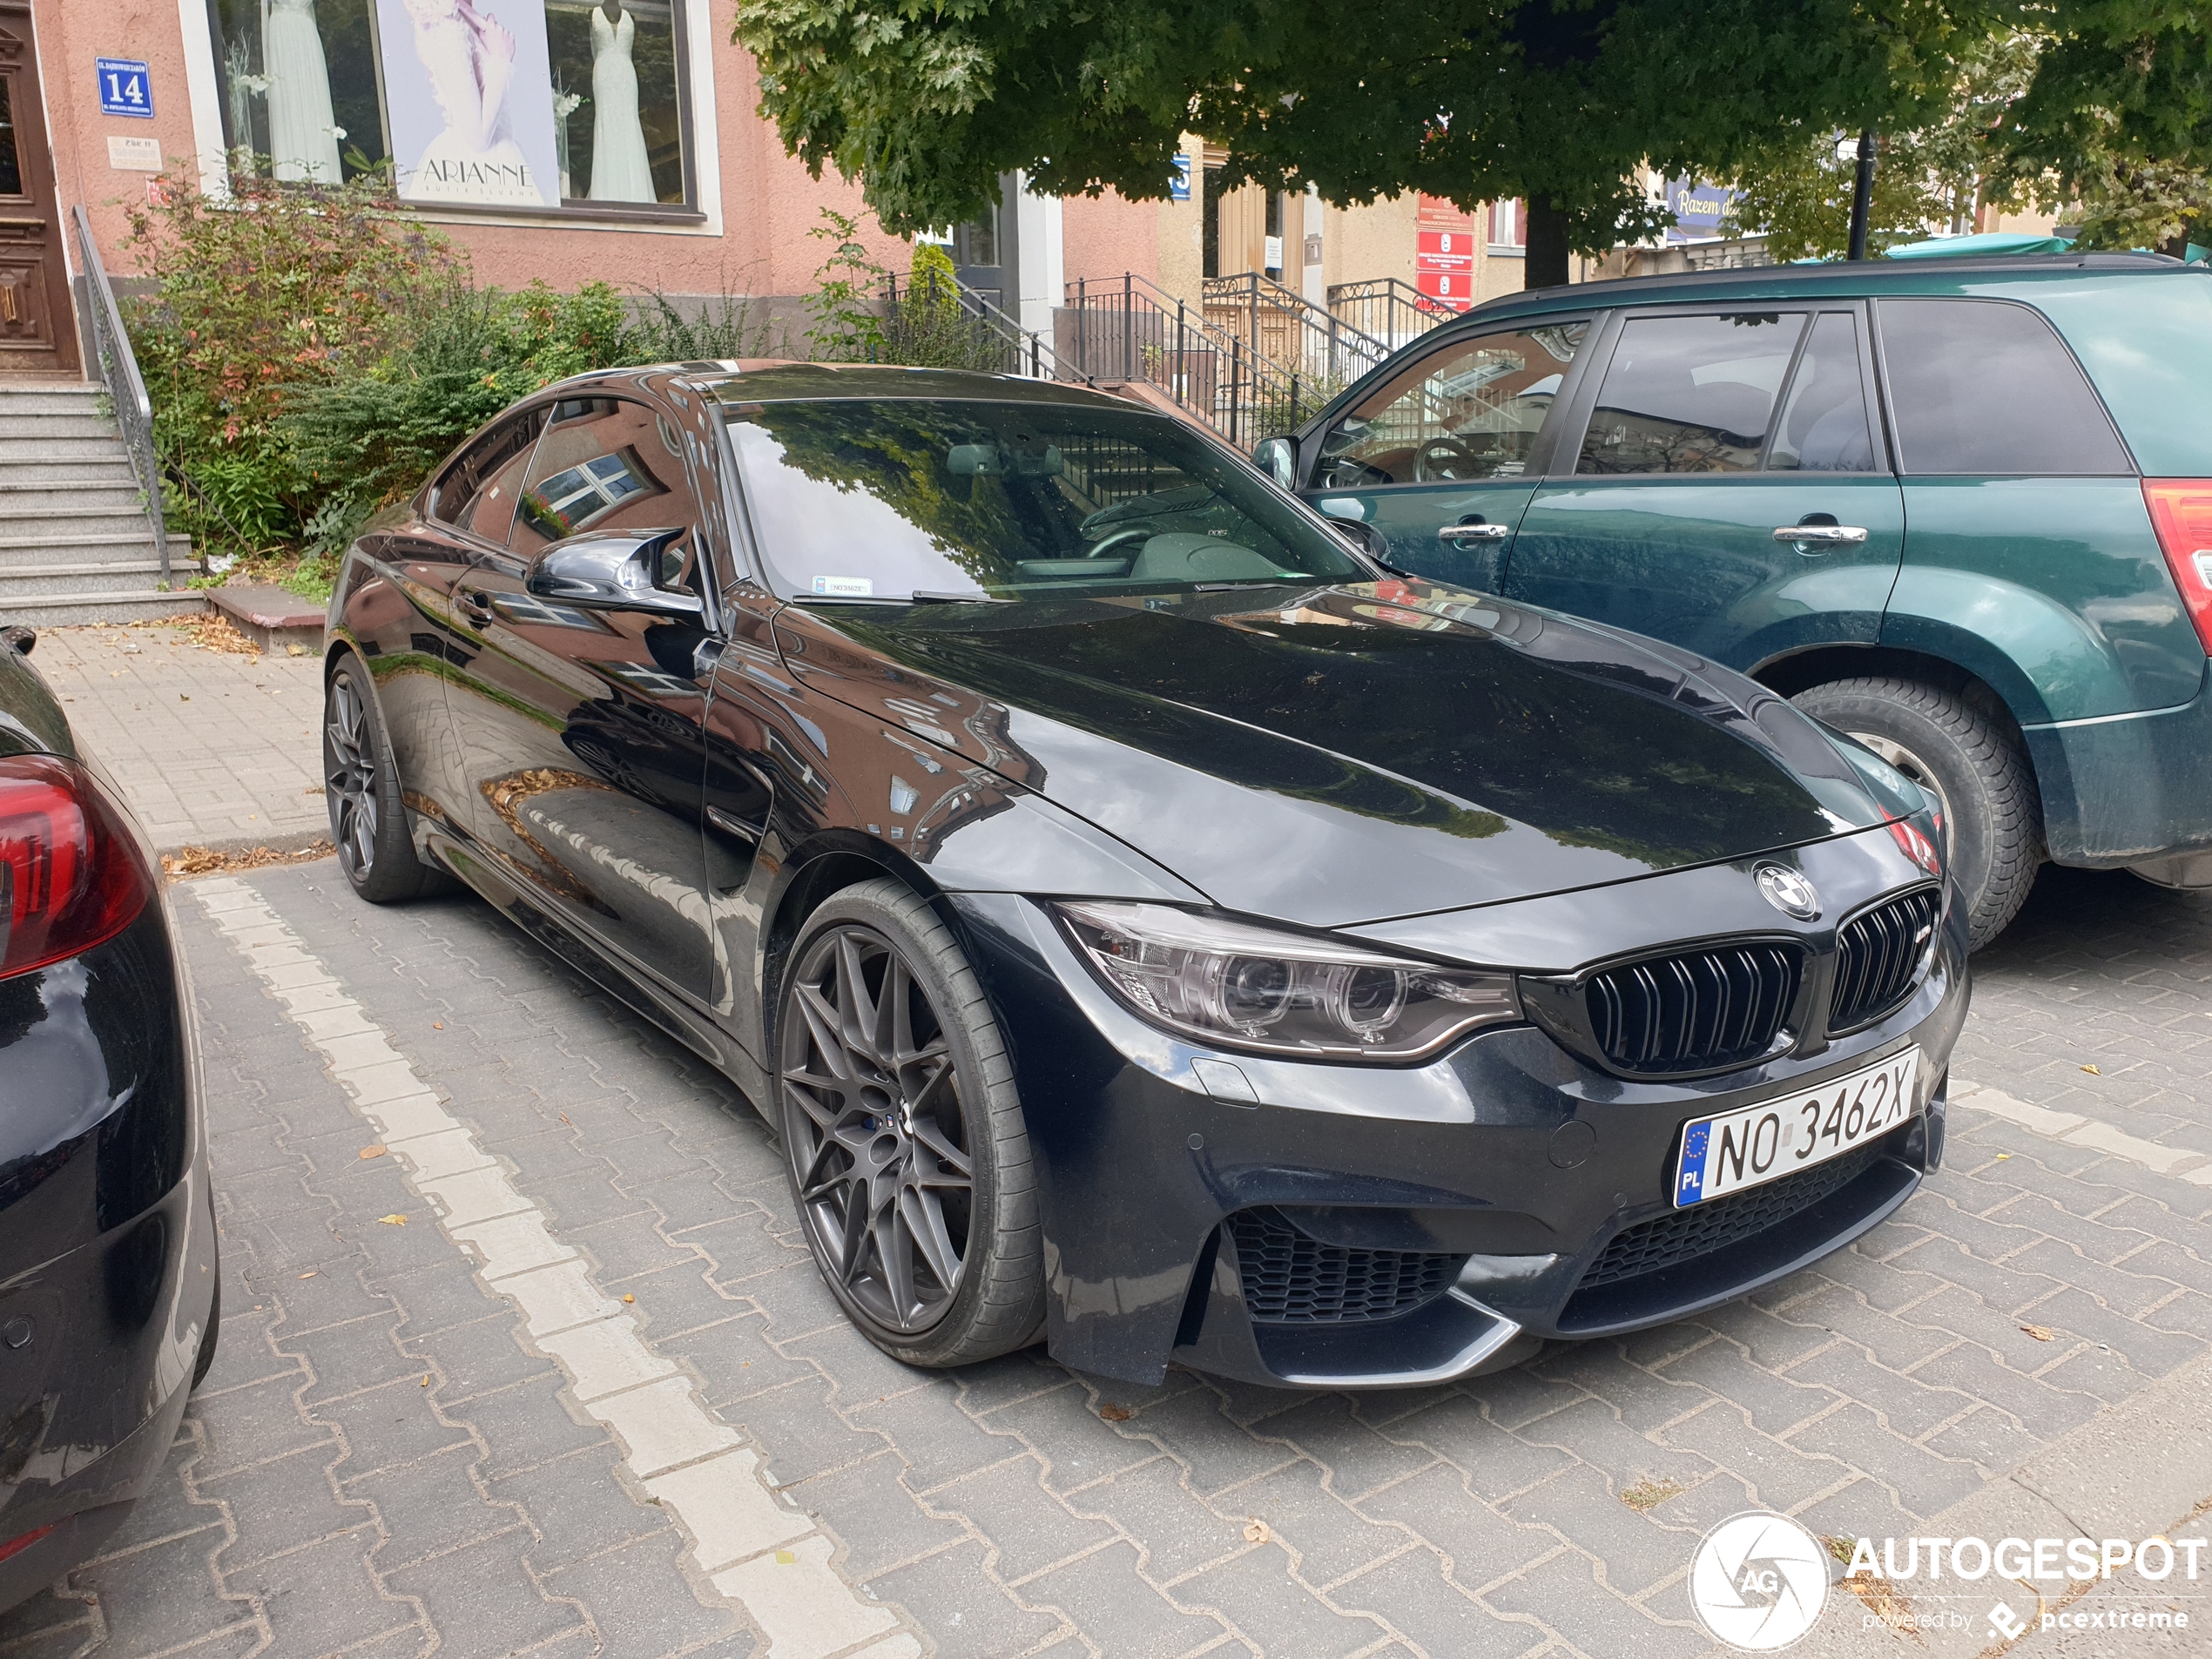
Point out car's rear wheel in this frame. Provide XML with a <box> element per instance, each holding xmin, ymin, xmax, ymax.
<box><xmin>1791</xmin><ymin>677</ymin><xmax>2040</xmax><ymax>948</ymax></box>
<box><xmin>325</xmin><ymin>654</ymin><xmax>448</xmax><ymax>903</ymax></box>
<box><xmin>776</xmin><ymin>879</ymin><xmax>1044</xmax><ymax>1367</ymax></box>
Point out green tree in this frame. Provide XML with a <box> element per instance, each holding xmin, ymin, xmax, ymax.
<box><xmin>733</xmin><ymin>0</ymin><xmax>2000</xmax><ymax>288</ymax></box>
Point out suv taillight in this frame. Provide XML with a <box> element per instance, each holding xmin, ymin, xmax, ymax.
<box><xmin>2143</xmin><ymin>480</ymin><xmax>2212</xmax><ymax>655</ymax></box>
<box><xmin>0</xmin><ymin>756</ymin><xmax>156</xmax><ymax>980</ymax></box>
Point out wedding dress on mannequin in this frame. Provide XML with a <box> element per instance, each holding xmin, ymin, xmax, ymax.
<box><xmin>263</xmin><ymin>0</ymin><xmax>342</xmax><ymax>182</ymax></box>
<box><xmin>588</xmin><ymin>4</ymin><xmax>655</xmax><ymax>202</ymax></box>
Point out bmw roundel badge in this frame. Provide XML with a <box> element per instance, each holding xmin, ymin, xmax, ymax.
<box><xmin>1754</xmin><ymin>863</ymin><xmax>1821</xmax><ymax>921</ymax></box>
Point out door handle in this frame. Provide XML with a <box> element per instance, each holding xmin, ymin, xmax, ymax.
<box><xmin>1771</xmin><ymin>525</ymin><xmax>1869</xmax><ymax>548</ymax></box>
<box><xmin>1439</xmin><ymin>523</ymin><xmax>1510</xmax><ymax>543</ymax></box>
<box><xmin>455</xmin><ymin>589</ymin><xmax>496</xmax><ymax>624</ymax></box>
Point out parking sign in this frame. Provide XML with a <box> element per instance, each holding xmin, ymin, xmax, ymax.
<box><xmin>97</xmin><ymin>58</ymin><xmax>153</xmax><ymax>119</ymax></box>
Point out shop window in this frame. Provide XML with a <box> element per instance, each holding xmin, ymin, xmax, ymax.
<box><xmin>202</xmin><ymin>0</ymin><xmax>697</xmax><ymax>213</ymax></box>
<box><xmin>206</xmin><ymin>0</ymin><xmax>389</xmax><ymax>183</ymax></box>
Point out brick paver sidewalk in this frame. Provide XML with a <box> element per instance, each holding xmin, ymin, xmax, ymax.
<box><xmin>0</xmin><ymin>763</ymin><xmax>2206</xmax><ymax>1654</ymax></box>
<box><xmin>30</xmin><ymin>621</ymin><xmax>327</xmax><ymax>853</ymax></box>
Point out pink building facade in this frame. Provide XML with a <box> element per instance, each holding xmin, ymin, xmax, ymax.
<box><xmin>3</xmin><ymin>0</ymin><xmax>1162</xmax><ymax>376</ymax></box>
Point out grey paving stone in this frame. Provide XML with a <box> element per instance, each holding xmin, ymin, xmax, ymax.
<box><xmin>1782</xmin><ymin>1402</ymin><xmax>1986</xmax><ymax>1520</ymax></box>
<box><xmin>1325</xmin><ymin>1546</ymin><xmax>1545</xmax><ymax>1659</ymax></box>
<box><xmin>1055</xmin><ymin>1454</ymin><xmax>1247</xmax><ymax>1584</ymax></box>
<box><xmin>862</xmin><ymin>1536</ymin><xmax>1067</xmax><ymax>1659</ymax></box>
<box><xmin>380</xmin><ymin>1527</ymin><xmax>587</xmax><ymax>1659</ymax></box>
<box><xmin>1352</xmin><ymin>1461</ymin><xmax>1556</xmax><ymax>1590</ymax></box>
<box><xmin>848</xmin><ymin>1381</ymin><xmax>1023</xmax><ymax>1494</ymax></box>
<box><xmin>1211</xmin><ymin>1460</ymin><xmax>1403</xmax><ymax>1587</ymax></box>
<box><xmin>1484</xmin><ymin>1548</ymin><xmax>1710</xmax><ymax>1659</ymax></box>
<box><xmin>782</xmin><ymin>1449</ymin><xmax>970</xmax><ymax>1580</ymax></box>
<box><xmin>1015</xmin><ymin>1540</ymin><xmax>1230</xmax><ymax>1657</ymax></box>
<box><xmin>1166</xmin><ymin>1543</ymin><xmax>1385</xmax><ymax>1656</ymax></box>
<box><xmin>925</xmin><ymin>1455</ymin><xmax>1119</xmax><ymax>1585</ymax></box>
<box><xmin>981</xmin><ymin>1384</ymin><xmax>1170</xmax><ymax>1497</ymax></box>
<box><xmin>537</xmin><ymin>1528</ymin><xmax>752</xmax><ymax>1656</ymax></box>
<box><xmin>1499</xmin><ymin>1463</ymin><xmax>1702</xmax><ymax>1599</ymax></box>
<box><xmin>486</xmin><ymin>1446</ymin><xmax>671</xmax><ymax>1572</ymax></box>
<box><xmin>349</xmin><ymin>1445</ymin><xmax>520</xmax><ymax>1568</ymax></box>
<box><xmin>1374</xmin><ymin>1393</ymin><xmax>1578</xmax><ymax>1502</ymax></box>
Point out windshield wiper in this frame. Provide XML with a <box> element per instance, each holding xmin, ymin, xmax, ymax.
<box><xmin>910</xmin><ymin>590</ymin><xmax>1019</xmax><ymax>604</ymax></box>
<box><xmin>1193</xmin><ymin>577</ymin><xmax>1310</xmax><ymax>591</ymax></box>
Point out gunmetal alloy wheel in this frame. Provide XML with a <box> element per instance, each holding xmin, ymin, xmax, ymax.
<box><xmin>323</xmin><ymin>654</ymin><xmax>448</xmax><ymax>904</ymax></box>
<box><xmin>778</xmin><ymin>880</ymin><xmax>1044</xmax><ymax>1366</ymax></box>
<box><xmin>326</xmin><ymin>668</ymin><xmax>380</xmax><ymax>884</ymax></box>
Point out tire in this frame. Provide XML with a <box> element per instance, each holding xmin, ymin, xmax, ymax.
<box><xmin>324</xmin><ymin>653</ymin><xmax>449</xmax><ymax>903</ymax></box>
<box><xmin>1791</xmin><ymin>677</ymin><xmax>2040</xmax><ymax>949</ymax></box>
<box><xmin>775</xmin><ymin>879</ymin><xmax>1044</xmax><ymax>1367</ymax></box>
<box><xmin>192</xmin><ymin>1265</ymin><xmax>219</xmax><ymax>1391</ymax></box>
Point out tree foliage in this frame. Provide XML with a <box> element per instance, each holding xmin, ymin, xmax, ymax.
<box><xmin>734</xmin><ymin>0</ymin><xmax>1994</xmax><ymax>279</ymax></box>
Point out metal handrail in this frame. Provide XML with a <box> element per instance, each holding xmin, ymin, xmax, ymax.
<box><xmin>1060</xmin><ymin>273</ymin><xmax>1332</xmax><ymax>448</ymax></box>
<box><xmin>1202</xmin><ymin>272</ymin><xmax>1392</xmax><ymax>383</ymax></box>
<box><xmin>69</xmin><ymin>205</ymin><xmax>171</xmax><ymax>586</ymax></box>
<box><xmin>1325</xmin><ymin>277</ymin><xmax>1458</xmax><ymax>349</ymax></box>
<box><xmin>881</xmin><ymin>268</ymin><xmax>1092</xmax><ymax>385</ymax></box>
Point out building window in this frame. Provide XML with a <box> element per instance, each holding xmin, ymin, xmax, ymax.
<box><xmin>203</xmin><ymin>0</ymin><xmax>698</xmax><ymax>214</ymax></box>
<box><xmin>206</xmin><ymin>0</ymin><xmax>388</xmax><ymax>183</ymax></box>
<box><xmin>1487</xmin><ymin>199</ymin><xmax>1526</xmax><ymax>253</ymax></box>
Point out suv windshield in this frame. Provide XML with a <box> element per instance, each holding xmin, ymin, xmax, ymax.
<box><xmin>725</xmin><ymin>398</ymin><xmax>1370</xmax><ymax>602</ymax></box>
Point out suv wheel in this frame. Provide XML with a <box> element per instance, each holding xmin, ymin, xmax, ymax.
<box><xmin>776</xmin><ymin>879</ymin><xmax>1045</xmax><ymax>1367</ymax></box>
<box><xmin>1791</xmin><ymin>678</ymin><xmax>2040</xmax><ymax>949</ymax></box>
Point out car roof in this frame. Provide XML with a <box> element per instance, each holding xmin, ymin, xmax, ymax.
<box><xmin>1447</xmin><ymin>250</ymin><xmax>2195</xmax><ymax>329</ymax></box>
<box><xmin>586</xmin><ymin>361</ymin><xmax>1142</xmax><ymax>412</ymax></box>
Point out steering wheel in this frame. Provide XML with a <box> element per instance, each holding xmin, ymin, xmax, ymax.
<box><xmin>1084</xmin><ymin>524</ymin><xmax>1155</xmax><ymax>561</ymax></box>
<box><xmin>1413</xmin><ymin>436</ymin><xmax>1480</xmax><ymax>482</ymax></box>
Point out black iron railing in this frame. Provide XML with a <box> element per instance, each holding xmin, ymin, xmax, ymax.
<box><xmin>70</xmin><ymin>205</ymin><xmax>171</xmax><ymax>587</ymax></box>
<box><xmin>1325</xmin><ymin>277</ymin><xmax>1459</xmax><ymax>350</ymax></box>
<box><xmin>880</xmin><ymin>268</ymin><xmax>1091</xmax><ymax>385</ymax></box>
<box><xmin>1059</xmin><ymin>273</ymin><xmax>1336</xmax><ymax>449</ymax></box>
<box><xmin>1201</xmin><ymin>272</ymin><xmax>1392</xmax><ymax>385</ymax></box>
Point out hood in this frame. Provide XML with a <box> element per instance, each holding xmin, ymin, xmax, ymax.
<box><xmin>776</xmin><ymin>580</ymin><xmax>1898</xmax><ymax>928</ymax></box>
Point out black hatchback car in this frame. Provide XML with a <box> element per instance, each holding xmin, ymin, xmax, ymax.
<box><xmin>0</xmin><ymin>631</ymin><xmax>217</xmax><ymax>1608</ymax></box>
<box><xmin>325</xmin><ymin>365</ymin><xmax>1966</xmax><ymax>1389</ymax></box>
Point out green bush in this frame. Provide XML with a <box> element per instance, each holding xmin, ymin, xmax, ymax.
<box><xmin>882</xmin><ymin>243</ymin><xmax>1007</xmax><ymax>372</ymax></box>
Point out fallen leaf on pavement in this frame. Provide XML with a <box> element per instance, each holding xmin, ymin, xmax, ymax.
<box><xmin>297</xmin><ymin>1271</ymin><xmax>317</xmax><ymax>1279</ymax></box>
<box><xmin>359</xmin><ymin>1145</ymin><xmax>387</xmax><ymax>1160</ymax></box>
<box><xmin>420</xmin><ymin>1375</ymin><xmax>429</xmax><ymax>1386</ymax></box>
<box><xmin>623</xmin><ymin>1293</ymin><xmax>635</xmax><ymax>1304</ymax></box>
<box><xmin>1099</xmin><ymin>1404</ymin><xmax>1133</xmax><ymax>1422</ymax></box>
<box><xmin>379</xmin><ymin>1214</ymin><xmax>408</xmax><ymax>1225</ymax></box>
<box><xmin>2081</xmin><ymin>1063</ymin><xmax>2101</xmax><ymax>1075</ymax></box>
<box><xmin>774</xmin><ymin>1551</ymin><xmax>796</xmax><ymax>1564</ymax></box>
<box><xmin>2021</xmin><ymin>1324</ymin><xmax>2056</xmax><ymax>1341</ymax></box>
<box><xmin>1244</xmin><ymin>1520</ymin><xmax>1270</xmax><ymax>1544</ymax></box>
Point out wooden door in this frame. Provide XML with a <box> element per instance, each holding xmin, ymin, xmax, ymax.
<box><xmin>0</xmin><ymin>3</ymin><xmax>79</xmax><ymax>374</ymax></box>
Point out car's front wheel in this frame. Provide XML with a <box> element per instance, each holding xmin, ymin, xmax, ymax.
<box><xmin>1791</xmin><ymin>677</ymin><xmax>2040</xmax><ymax>948</ymax></box>
<box><xmin>776</xmin><ymin>879</ymin><xmax>1044</xmax><ymax>1367</ymax></box>
<box><xmin>324</xmin><ymin>654</ymin><xmax>449</xmax><ymax>903</ymax></box>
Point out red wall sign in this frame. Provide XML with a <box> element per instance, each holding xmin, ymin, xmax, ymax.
<box><xmin>1415</xmin><ymin>196</ymin><xmax>1476</xmax><ymax>312</ymax></box>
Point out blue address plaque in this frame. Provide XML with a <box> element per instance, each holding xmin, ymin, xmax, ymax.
<box><xmin>97</xmin><ymin>57</ymin><xmax>154</xmax><ymax>119</ymax></box>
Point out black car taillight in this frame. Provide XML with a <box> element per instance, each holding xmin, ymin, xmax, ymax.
<box><xmin>2143</xmin><ymin>479</ymin><xmax>2212</xmax><ymax>655</ymax></box>
<box><xmin>0</xmin><ymin>756</ymin><xmax>156</xmax><ymax>979</ymax></box>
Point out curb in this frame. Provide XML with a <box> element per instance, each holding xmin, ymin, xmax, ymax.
<box><xmin>158</xmin><ymin>826</ymin><xmax>334</xmax><ymax>860</ymax></box>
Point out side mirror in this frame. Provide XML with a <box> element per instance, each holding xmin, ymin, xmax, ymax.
<box><xmin>1251</xmin><ymin>436</ymin><xmax>1297</xmax><ymax>490</ymax></box>
<box><xmin>526</xmin><ymin>529</ymin><xmax>703</xmax><ymax>619</ymax></box>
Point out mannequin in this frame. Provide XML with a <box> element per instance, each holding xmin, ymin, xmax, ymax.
<box><xmin>262</xmin><ymin>0</ymin><xmax>343</xmax><ymax>182</ymax></box>
<box><xmin>587</xmin><ymin>0</ymin><xmax>654</xmax><ymax>202</ymax></box>
<box><xmin>401</xmin><ymin>0</ymin><xmax>547</xmax><ymax>205</ymax></box>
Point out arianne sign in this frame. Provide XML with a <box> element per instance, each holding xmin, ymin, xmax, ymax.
<box><xmin>376</xmin><ymin>0</ymin><xmax>561</xmax><ymax>207</ymax></box>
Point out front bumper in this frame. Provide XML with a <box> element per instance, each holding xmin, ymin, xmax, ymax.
<box><xmin>951</xmin><ymin>833</ymin><xmax>1970</xmax><ymax>1389</ymax></box>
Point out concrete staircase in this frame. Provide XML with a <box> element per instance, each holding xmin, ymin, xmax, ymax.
<box><xmin>0</xmin><ymin>381</ymin><xmax>206</xmax><ymax>627</ymax></box>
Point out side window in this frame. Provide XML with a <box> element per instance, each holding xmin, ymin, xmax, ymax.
<box><xmin>432</xmin><ymin>410</ymin><xmax>543</xmax><ymax>538</ymax></box>
<box><xmin>1318</xmin><ymin>322</ymin><xmax>1588</xmax><ymax>488</ymax></box>
<box><xmin>1877</xmin><ymin>299</ymin><xmax>2132</xmax><ymax>475</ymax></box>
<box><xmin>515</xmin><ymin>397</ymin><xmax>706</xmax><ymax>590</ymax></box>
<box><xmin>1577</xmin><ymin>312</ymin><xmax>1806</xmax><ymax>474</ymax></box>
<box><xmin>1769</xmin><ymin>311</ymin><xmax>1877</xmax><ymax>473</ymax></box>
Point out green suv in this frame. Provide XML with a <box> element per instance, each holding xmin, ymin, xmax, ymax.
<box><xmin>1263</xmin><ymin>254</ymin><xmax>2212</xmax><ymax>947</ymax></box>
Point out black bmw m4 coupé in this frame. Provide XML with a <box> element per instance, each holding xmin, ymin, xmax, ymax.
<box><xmin>325</xmin><ymin>363</ymin><xmax>1966</xmax><ymax>1389</ymax></box>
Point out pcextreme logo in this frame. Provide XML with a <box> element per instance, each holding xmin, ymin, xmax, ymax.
<box><xmin>1688</xmin><ymin>1512</ymin><xmax>1830</xmax><ymax>1650</ymax></box>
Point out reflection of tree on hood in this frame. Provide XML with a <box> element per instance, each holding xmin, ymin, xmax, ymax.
<box><xmin>740</xmin><ymin>402</ymin><xmax>1039</xmax><ymax>589</ymax></box>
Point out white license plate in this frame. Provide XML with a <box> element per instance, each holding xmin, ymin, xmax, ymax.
<box><xmin>1674</xmin><ymin>1048</ymin><xmax>1919</xmax><ymax>1208</ymax></box>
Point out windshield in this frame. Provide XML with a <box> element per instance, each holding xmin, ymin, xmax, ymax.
<box><xmin>724</xmin><ymin>398</ymin><xmax>1371</xmax><ymax>603</ymax></box>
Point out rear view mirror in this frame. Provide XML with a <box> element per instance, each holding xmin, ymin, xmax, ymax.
<box><xmin>526</xmin><ymin>529</ymin><xmax>703</xmax><ymax>619</ymax></box>
<box><xmin>1252</xmin><ymin>437</ymin><xmax>1297</xmax><ymax>489</ymax></box>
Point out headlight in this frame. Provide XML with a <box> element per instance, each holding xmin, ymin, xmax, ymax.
<box><xmin>1055</xmin><ymin>900</ymin><xmax>1521</xmax><ymax>1062</ymax></box>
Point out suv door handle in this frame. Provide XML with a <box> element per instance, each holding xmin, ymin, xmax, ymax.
<box><xmin>1440</xmin><ymin>523</ymin><xmax>1510</xmax><ymax>542</ymax></box>
<box><xmin>1771</xmin><ymin>524</ymin><xmax>1869</xmax><ymax>547</ymax></box>
<box><xmin>455</xmin><ymin>588</ymin><xmax>496</xmax><ymax>623</ymax></box>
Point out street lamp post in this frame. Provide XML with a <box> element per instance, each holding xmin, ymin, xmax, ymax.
<box><xmin>1846</xmin><ymin>129</ymin><xmax>1877</xmax><ymax>260</ymax></box>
